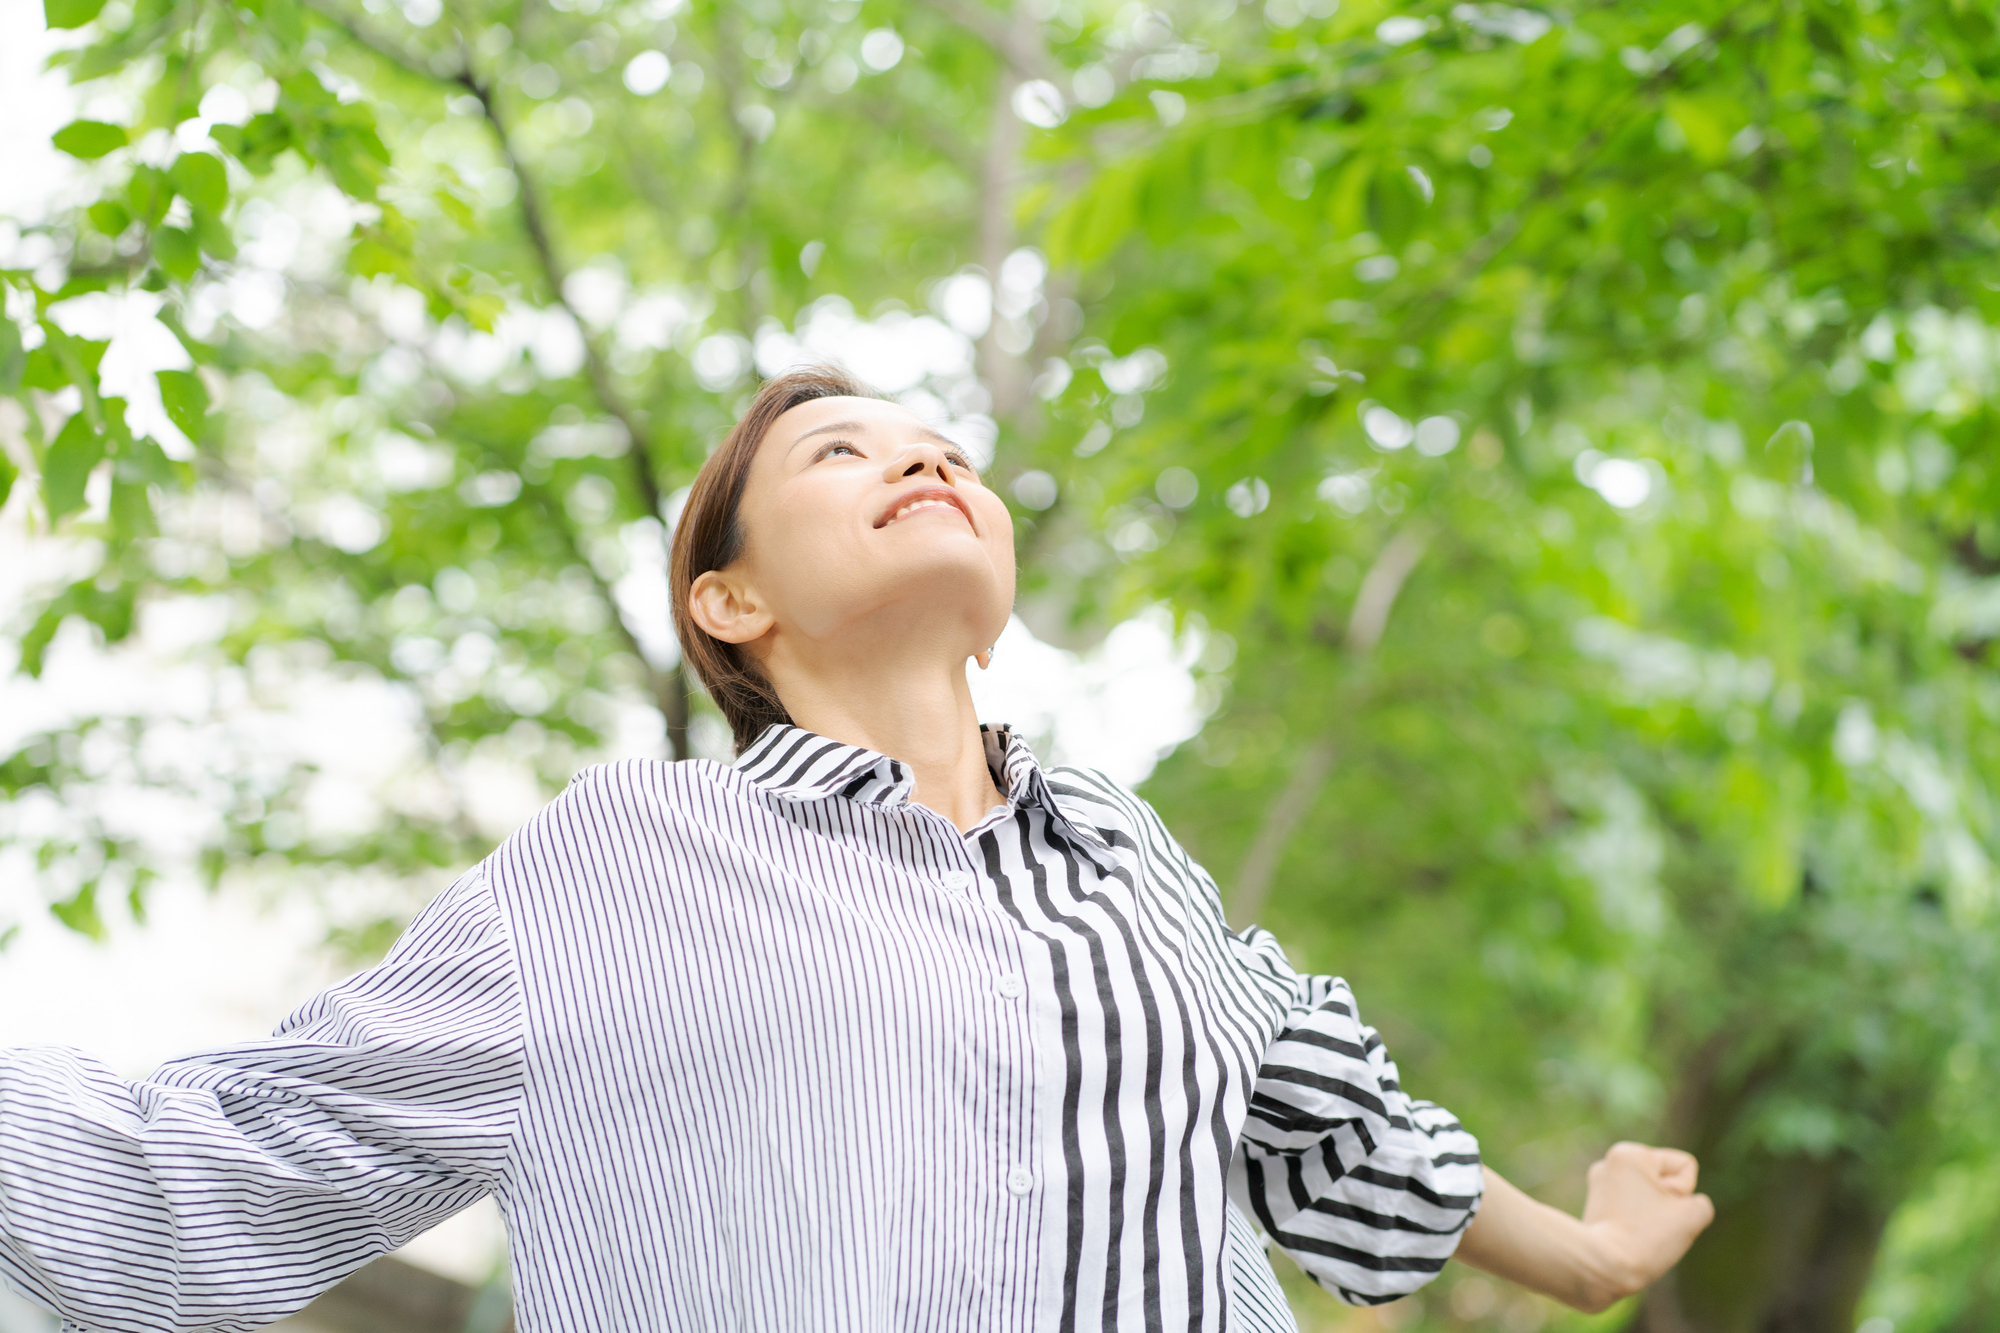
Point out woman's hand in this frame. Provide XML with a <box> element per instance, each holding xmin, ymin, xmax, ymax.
<box><xmin>1574</xmin><ymin>1142</ymin><xmax>1716</xmax><ymax>1309</ymax></box>
<box><xmin>1454</xmin><ymin>1147</ymin><xmax>1714</xmax><ymax>1313</ymax></box>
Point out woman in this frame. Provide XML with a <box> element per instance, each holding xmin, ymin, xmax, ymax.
<box><xmin>0</xmin><ymin>367</ymin><xmax>1710</xmax><ymax>1332</ymax></box>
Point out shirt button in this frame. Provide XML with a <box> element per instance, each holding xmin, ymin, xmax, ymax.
<box><xmin>995</xmin><ymin>974</ymin><xmax>1024</xmax><ymax>999</ymax></box>
<box><xmin>941</xmin><ymin>869</ymin><xmax>973</xmax><ymax>892</ymax></box>
<box><xmin>1006</xmin><ymin>1166</ymin><xmax>1035</xmax><ymax>1196</ymax></box>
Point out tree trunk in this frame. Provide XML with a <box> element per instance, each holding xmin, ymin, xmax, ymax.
<box><xmin>1633</xmin><ymin>1152</ymin><xmax>1889</xmax><ymax>1333</ymax></box>
<box><xmin>1632</xmin><ymin>1038</ymin><xmax>1903</xmax><ymax>1333</ymax></box>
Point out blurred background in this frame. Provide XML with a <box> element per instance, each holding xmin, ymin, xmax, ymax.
<box><xmin>3</xmin><ymin>0</ymin><xmax>1998</xmax><ymax>1330</ymax></box>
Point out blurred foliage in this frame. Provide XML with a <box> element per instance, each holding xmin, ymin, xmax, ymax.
<box><xmin>1020</xmin><ymin>1</ymin><xmax>2000</xmax><ymax>1326</ymax></box>
<box><xmin>4</xmin><ymin>0</ymin><xmax>2000</xmax><ymax>1326</ymax></box>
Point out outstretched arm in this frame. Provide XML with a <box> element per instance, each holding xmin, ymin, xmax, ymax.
<box><xmin>0</xmin><ymin>868</ymin><xmax>525</xmax><ymax>1333</ymax></box>
<box><xmin>1454</xmin><ymin>1143</ymin><xmax>1714</xmax><ymax>1312</ymax></box>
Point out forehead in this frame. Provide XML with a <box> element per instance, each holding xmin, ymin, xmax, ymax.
<box><xmin>769</xmin><ymin>394</ymin><xmax>931</xmax><ymax>443</ymax></box>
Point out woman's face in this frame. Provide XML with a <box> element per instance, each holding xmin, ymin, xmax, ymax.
<box><xmin>692</xmin><ymin>395</ymin><xmax>1016</xmax><ymax>662</ymax></box>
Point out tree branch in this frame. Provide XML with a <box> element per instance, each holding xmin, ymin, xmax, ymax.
<box><xmin>1226</xmin><ymin>523</ymin><xmax>1432</xmax><ymax>927</ymax></box>
<box><xmin>517</xmin><ymin>470</ymin><xmax>692</xmax><ymax>763</ymax></box>
<box><xmin>450</xmin><ymin>72</ymin><xmax>657</xmax><ymax>498</ymax></box>
<box><xmin>707</xmin><ymin>10</ymin><xmax>769</xmax><ymax>333</ymax></box>
<box><xmin>915</xmin><ymin>0</ymin><xmax>1062</xmax><ymax>84</ymax></box>
<box><xmin>297</xmin><ymin>0</ymin><xmax>458</xmax><ymax>83</ymax></box>
<box><xmin>300</xmin><ymin>1</ymin><xmax>695</xmax><ymax>759</ymax></box>
<box><xmin>975</xmin><ymin>38</ymin><xmax>1029</xmax><ymax>421</ymax></box>
<box><xmin>453</xmin><ymin>67</ymin><xmax>696</xmax><ymax>759</ymax></box>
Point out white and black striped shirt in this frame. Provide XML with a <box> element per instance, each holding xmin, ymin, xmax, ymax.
<box><xmin>0</xmin><ymin>724</ymin><xmax>1481</xmax><ymax>1332</ymax></box>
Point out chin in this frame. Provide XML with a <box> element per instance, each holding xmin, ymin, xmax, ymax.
<box><xmin>850</xmin><ymin>546</ymin><xmax>1015</xmax><ymax>646</ymax></box>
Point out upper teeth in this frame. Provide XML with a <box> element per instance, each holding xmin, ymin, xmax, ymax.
<box><xmin>892</xmin><ymin>499</ymin><xmax>955</xmax><ymax>522</ymax></box>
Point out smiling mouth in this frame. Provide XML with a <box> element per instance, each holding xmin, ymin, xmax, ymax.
<box><xmin>876</xmin><ymin>488</ymin><xmax>972</xmax><ymax>529</ymax></box>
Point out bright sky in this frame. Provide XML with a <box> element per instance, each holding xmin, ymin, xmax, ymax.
<box><xmin>0</xmin><ymin>5</ymin><xmax>1211</xmax><ymax>1298</ymax></box>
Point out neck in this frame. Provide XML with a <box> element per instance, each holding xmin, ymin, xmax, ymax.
<box><xmin>763</xmin><ymin>628</ymin><xmax>1003</xmax><ymax>834</ymax></box>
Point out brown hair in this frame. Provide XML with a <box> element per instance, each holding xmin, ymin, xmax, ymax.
<box><xmin>670</xmin><ymin>364</ymin><xmax>878</xmax><ymax>753</ymax></box>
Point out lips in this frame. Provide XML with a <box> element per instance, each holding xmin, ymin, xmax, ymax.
<box><xmin>875</xmin><ymin>485</ymin><xmax>973</xmax><ymax>530</ymax></box>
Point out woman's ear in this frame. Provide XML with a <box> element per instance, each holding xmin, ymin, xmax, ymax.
<box><xmin>689</xmin><ymin>569</ymin><xmax>775</xmax><ymax>646</ymax></box>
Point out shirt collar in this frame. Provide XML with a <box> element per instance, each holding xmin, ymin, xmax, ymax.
<box><xmin>734</xmin><ymin>724</ymin><xmax>916</xmax><ymax>806</ymax></box>
<box><xmin>735</xmin><ymin>723</ymin><xmax>1112</xmax><ymax>859</ymax></box>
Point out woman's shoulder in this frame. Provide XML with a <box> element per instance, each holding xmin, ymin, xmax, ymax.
<box><xmin>481</xmin><ymin>757</ymin><xmax>766</xmax><ymax>894</ymax></box>
<box><xmin>561</xmin><ymin>755</ymin><xmax>740</xmax><ymax>799</ymax></box>
<box><xmin>1038</xmin><ymin>763</ymin><xmax>1175</xmax><ymax>846</ymax></box>
<box><xmin>507</xmin><ymin>757</ymin><xmax>757</xmax><ymax>843</ymax></box>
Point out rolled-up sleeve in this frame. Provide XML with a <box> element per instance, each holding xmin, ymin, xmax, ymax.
<box><xmin>0</xmin><ymin>867</ymin><xmax>525</xmax><ymax>1333</ymax></box>
<box><xmin>1229</xmin><ymin>927</ymin><xmax>1482</xmax><ymax>1306</ymax></box>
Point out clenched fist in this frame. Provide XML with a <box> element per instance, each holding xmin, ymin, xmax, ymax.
<box><xmin>1577</xmin><ymin>1142</ymin><xmax>1716</xmax><ymax>1309</ymax></box>
<box><xmin>1455</xmin><ymin>1143</ymin><xmax>1715</xmax><ymax>1312</ymax></box>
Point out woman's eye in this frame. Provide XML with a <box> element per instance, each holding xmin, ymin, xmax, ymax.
<box><xmin>819</xmin><ymin>442</ymin><xmax>859</xmax><ymax>460</ymax></box>
<box><xmin>946</xmin><ymin>452</ymin><xmax>973</xmax><ymax>471</ymax></box>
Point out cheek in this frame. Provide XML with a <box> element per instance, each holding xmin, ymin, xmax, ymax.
<box><xmin>977</xmin><ymin>494</ymin><xmax>1018</xmax><ymax>605</ymax></box>
<box><xmin>979</xmin><ymin>495</ymin><xmax>1016</xmax><ymax>563</ymax></box>
<box><xmin>749</xmin><ymin>482</ymin><xmax>883</xmax><ymax>624</ymax></box>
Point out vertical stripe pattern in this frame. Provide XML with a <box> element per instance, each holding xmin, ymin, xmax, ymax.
<box><xmin>1</xmin><ymin>723</ymin><xmax>1478</xmax><ymax>1331</ymax></box>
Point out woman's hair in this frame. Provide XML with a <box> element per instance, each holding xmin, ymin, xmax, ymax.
<box><xmin>670</xmin><ymin>364</ymin><xmax>879</xmax><ymax>754</ymax></box>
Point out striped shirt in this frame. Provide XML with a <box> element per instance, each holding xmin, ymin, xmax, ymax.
<box><xmin>0</xmin><ymin>724</ymin><xmax>1481</xmax><ymax>1332</ymax></box>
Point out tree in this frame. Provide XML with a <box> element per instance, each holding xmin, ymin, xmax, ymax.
<box><xmin>1023</xmin><ymin>0</ymin><xmax>2000</xmax><ymax>1325</ymax></box>
<box><xmin>1</xmin><ymin>0</ymin><xmax>1080</xmax><ymax>942</ymax></box>
<box><xmin>6</xmin><ymin>0</ymin><xmax>2000</xmax><ymax>1324</ymax></box>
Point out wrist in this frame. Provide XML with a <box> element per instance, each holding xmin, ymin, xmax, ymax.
<box><xmin>1570</xmin><ymin>1222</ymin><xmax>1645</xmax><ymax>1313</ymax></box>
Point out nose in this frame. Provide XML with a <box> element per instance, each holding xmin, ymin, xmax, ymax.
<box><xmin>882</xmin><ymin>441</ymin><xmax>955</xmax><ymax>485</ymax></box>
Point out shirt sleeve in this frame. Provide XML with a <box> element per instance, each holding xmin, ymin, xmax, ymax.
<box><xmin>0</xmin><ymin>867</ymin><xmax>526</xmax><ymax>1333</ymax></box>
<box><xmin>1228</xmin><ymin>926</ymin><xmax>1483</xmax><ymax>1306</ymax></box>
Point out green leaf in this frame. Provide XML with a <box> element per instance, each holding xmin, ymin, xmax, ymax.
<box><xmin>59</xmin><ymin>332</ymin><xmax>109</xmax><ymax>380</ymax></box>
<box><xmin>192</xmin><ymin>211</ymin><xmax>236</xmax><ymax>262</ymax></box>
<box><xmin>127</xmin><ymin>866</ymin><xmax>156</xmax><ymax>926</ymax></box>
<box><xmin>43</xmin><ymin>0</ymin><xmax>108</xmax><ymax>29</ymax></box>
<box><xmin>433</xmin><ymin>185</ymin><xmax>475</xmax><ymax>230</ymax></box>
<box><xmin>211</xmin><ymin>113</ymin><xmax>293</xmax><ymax>175</ymax></box>
<box><xmin>87</xmin><ymin>199</ymin><xmax>133</xmax><ymax>236</ymax></box>
<box><xmin>53</xmin><ymin>272</ymin><xmax>112</xmax><ymax>300</ymax></box>
<box><xmin>321</xmin><ymin>128</ymin><xmax>391</xmax><ymax>202</ymax></box>
<box><xmin>1666</xmin><ymin>95</ymin><xmax>1733</xmax><ymax>166</ymax></box>
<box><xmin>126</xmin><ymin>166</ymin><xmax>172</xmax><ymax>225</ymax></box>
<box><xmin>0</xmin><ymin>447</ymin><xmax>16</xmax><ymax>510</ymax></box>
<box><xmin>17</xmin><ymin>603</ymin><xmax>64</xmax><ymax>677</ymax></box>
<box><xmin>461</xmin><ymin>291</ymin><xmax>506</xmax><ymax>333</ymax></box>
<box><xmin>51</xmin><ymin>120</ymin><xmax>127</xmax><ymax>160</ymax></box>
<box><xmin>49</xmin><ymin>881</ymin><xmax>106</xmax><ymax>940</ymax></box>
<box><xmin>1049</xmin><ymin>163</ymin><xmax>1140</xmax><ymax>266</ymax></box>
<box><xmin>20</xmin><ymin>347</ymin><xmax>65</xmax><ymax>392</ymax></box>
<box><xmin>116</xmin><ymin>434</ymin><xmax>181</xmax><ymax>488</ymax></box>
<box><xmin>139</xmin><ymin>54</ymin><xmax>204</xmax><ymax>129</ymax></box>
<box><xmin>42</xmin><ymin>412</ymin><xmax>105</xmax><ymax>520</ymax></box>
<box><xmin>152</xmin><ymin>226</ymin><xmax>200</xmax><ymax>281</ymax></box>
<box><xmin>347</xmin><ymin>234</ymin><xmax>412</xmax><ymax>281</ymax></box>
<box><xmin>109</xmin><ymin>474</ymin><xmax>156</xmax><ymax>541</ymax></box>
<box><xmin>0</xmin><ymin>314</ymin><xmax>22</xmax><ymax>395</ymax></box>
<box><xmin>97</xmin><ymin>395</ymin><xmax>132</xmax><ymax>450</ymax></box>
<box><xmin>156</xmin><ymin>369</ymin><xmax>210</xmax><ymax>442</ymax></box>
<box><xmin>16</xmin><ymin>571</ymin><xmax>135</xmax><ymax>679</ymax></box>
<box><xmin>1366</xmin><ymin>162</ymin><xmax>1426</xmax><ymax>248</ymax></box>
<box><xmin>1325</xmin><ymin>155</ymin><xmax>1371</xmax><ymax>235</ymax></box>
<box><xmin>277</xmin><ymin>71</ymin><xmax>338</xmax><ymax>111</ymax></box>
<box><xmin>169</xmin><ymin>152</ymin><xmax>228</xmax><ymax>216</ymax></box>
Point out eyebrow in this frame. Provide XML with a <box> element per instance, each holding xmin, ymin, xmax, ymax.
<box><xmin>788</xmin><ymin>418</ymin><xmax>963</xmax><ymax>457</ymax></box>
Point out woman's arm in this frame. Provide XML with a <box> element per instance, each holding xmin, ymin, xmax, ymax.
<box><xmin>0</xmin><ymin>868</ymin><xmax>525</xmax><ymax>1333</ymax></box>
<box><xmin>1454</xmin><ymin>1144</ymin><xmax>1715</xmax><ymax>1312</ymax></box>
